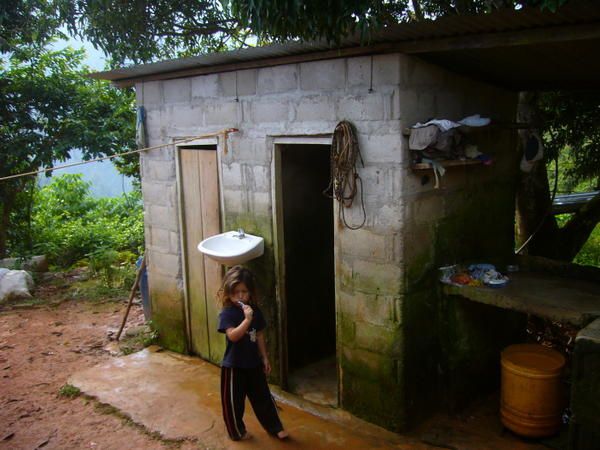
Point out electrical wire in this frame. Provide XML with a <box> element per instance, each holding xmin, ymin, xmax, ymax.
<box><xmin>515</xmin><ymin>153</ymin><xmax>559</xmax><ymax>254</ymax></box>
<box><xmin>0</xmin><ymin>129</ymin><xmax>238</xmax><ymax>183</ymax></box>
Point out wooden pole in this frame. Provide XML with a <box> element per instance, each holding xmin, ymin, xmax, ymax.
<box><xmin>116</xmin><ymin>255</ymin><xmax>146</xmax><ymax>341</ymax></box>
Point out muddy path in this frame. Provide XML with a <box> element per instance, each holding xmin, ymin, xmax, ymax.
<box><xmin>0</xmin><ymin>274</ymin><xmax>196</xmax><ymax>450</ymax></box>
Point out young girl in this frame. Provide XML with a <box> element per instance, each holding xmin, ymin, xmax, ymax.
<box><xmin>217</xmin><ymin>265</ymin><xmax>288</xmax><ymax>441</ymax></box>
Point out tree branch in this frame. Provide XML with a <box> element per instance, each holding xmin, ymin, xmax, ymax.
<box><xmin>558</xmin><ymin>192</ymin><xmax>600</xmax><ymax>260</ymax></box>
<box><xmin>411</xmin><ymin>0</ymin><xmax>424</xmax><ymax>21</ymax></box>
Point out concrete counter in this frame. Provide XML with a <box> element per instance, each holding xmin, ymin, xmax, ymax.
<box><xmin>443</xmin><ymin>272</ymin><xmax>600</xmax><ymax>327</ymax></box>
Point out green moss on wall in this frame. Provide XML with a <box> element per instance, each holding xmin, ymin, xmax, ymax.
<box><xmin>338</xmin><ymin>313</ymin><xmax>356</xmax><ymax>343</ymax></box>
<box><xmin>339</xmin><ymin>319</ymin><xmax>405</xmax><ymax>428</ymax></box>
<box><xmin>439</xmin><ymin>295</ymin><xmax>526</xmax><ymax>411</ymax></box>
<box><xmin>401</xmin><ymin>287</ymin><xmax>440</xmax><ymax>428</ymax></box>
<box><xmin>405</xmin><ymin>249</ymin><xmax>435</xmax><ymax>290</ymax></box>
<box><xmin>571</xmin><ymin>336</ymin><xmax>600</xmax><ymax>429</ymax></box>
<box><xmin>150</xmin><ymin>281</ymin><xmax>188</xmax><ymax>354</ymax></box>
<box><xmin>435</xmin><ymin>182</ymin><xmax>516</xmax><ymax>268</ymax></box>
<box><xmin>341</xmin><ymin>362</ymin><xmax>405</xmax><ymax>431</ymax></box>
<box><xmin>154</xmin><ymin>314</ymin><xmax>188</xmax><ymax>354</ymax></box>
<box><xmin>402</xmin><ymin>176</ymin><xmax>520</xmax><ymax>427</ymax></box>
<box><xmin>352</xmin><ymin>269</ymin><xmax>402</xmax><ymax>296</ymax></box>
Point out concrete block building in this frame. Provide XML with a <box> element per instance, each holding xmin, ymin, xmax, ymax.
<box><xmin>96</xmin><ymin>3</ymin><xmax>600</xmax><ymax>435</ymax></box>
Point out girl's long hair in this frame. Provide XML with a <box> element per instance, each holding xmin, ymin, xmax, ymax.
<box><xmin>217</xmin><ymin>265</ymin><xmax>258</xmax><ymax>308</ymax></box>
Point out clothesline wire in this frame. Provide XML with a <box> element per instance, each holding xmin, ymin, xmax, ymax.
<box><xmin>0</xmin><ymin>128</ymin><xmax>238</xmax><ymax>182</ymax></box>
<box><xmin>515</xmin><ymin>153</ymin><xmax>559</xmax><ymax>254</ymax></box>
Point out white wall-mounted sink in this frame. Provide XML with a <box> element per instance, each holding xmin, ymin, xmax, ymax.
<box><xmin>198</xmin><ymin>230</ymin><xmax>264</xmax><ymax>265</ymax></box>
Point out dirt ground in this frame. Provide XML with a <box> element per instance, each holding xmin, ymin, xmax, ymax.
<box><xmin>0</xmin><ymin>271</ymin><xmax>557</xmax><ymax>450</ymax></box>
<box><xmin>0</xmin><ymin>271</ymin><xmax>198</xmax><ymax>450</ymax></box>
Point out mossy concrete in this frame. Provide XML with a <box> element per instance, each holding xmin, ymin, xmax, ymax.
<box><xmin>340</xmin><ymin>346</ymin><xmax>405</xmax><ymax>430</ymax></box>
<box><xmin>151</xmin><ymin>301</ymin><xmax>188</xmax><ymax>354</ymax></box>
<box><xmin>439</xmin><ymin>295</ymin><xmax>526</xmax><ymax>411</ymax></box>
<box><xmin>401</xmin><ymin>168</ymin><xmax>520</xmax><ymax>428</ymax></box>
<box><xmin>149</xmin><ymin>275</ymin><xmax>188</xmax><ymax>354</ymax></box>
<box><xmin>70</xmin><ymin>347</ymin><xmax>432</xmax><ymax>449</ymax></box>
<box><xmin>337</xmin><ymin>256</ymin><xmax>405</xmax><ymax>430</ymax></box>
<box><xmin>569</xmin><ymin>318</ymin><xmax>600</xmax><ymax>450</ymax></box>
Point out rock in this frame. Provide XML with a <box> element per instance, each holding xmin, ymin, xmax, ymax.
<box><xmin>0</xmin><ymin>269</ymin><xmax>34</xmax><ymax>303</ymax></box>
<box><xmin>104</xmin><ymin>342</ymin><xmax>121</xmax><ymax>356</ymax></box>
<box><xmin>0</xmin><ymin>255</ymin><xmax>48</xmax><ymax>272</ymax></box>
<box><xmin>125</xmin><ymin>325</ymin><xmax>151</xmax><ymax>337</ymax></box>
<box><xmin>22</xmin><ymin>256</ymin><xmax>48</xmax><ymax>272</ymax></box>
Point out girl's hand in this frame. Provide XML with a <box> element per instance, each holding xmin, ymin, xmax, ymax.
<box><xmin>241</xmin><ymin>303</ymin><xmax>253</xmax><ymax>321</ymax></box>
<box><xmin>262</xmin><ymin>356</ymin><xmax>271</xmax><ymax>375</ymax></box>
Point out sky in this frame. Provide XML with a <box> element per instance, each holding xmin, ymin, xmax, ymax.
<box><xmin>50</xmin><ymin>32</ymin><xmax>107</xmax><ymax>71</ymax></box>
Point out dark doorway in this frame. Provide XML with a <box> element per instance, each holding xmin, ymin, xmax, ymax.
<box><xmin>280</xmin><ymin>143</ymin><xmax>336</xmax><ymax>406</ymax></box>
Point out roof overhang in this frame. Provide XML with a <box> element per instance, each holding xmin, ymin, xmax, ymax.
<box><xmin>91</xmin><ymin>1</ymin><xmax>600</xmax><ymax>91</ymax></box>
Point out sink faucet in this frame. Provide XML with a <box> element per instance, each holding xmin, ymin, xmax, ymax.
<box><xmin>236</xmin><ymin>228</ymin><xmax>245</xmax><ymax>239</ymax></box>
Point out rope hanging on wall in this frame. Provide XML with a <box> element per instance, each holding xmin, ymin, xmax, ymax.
<box><xmin>323</xmin><ymin>121</ymin><xmax>366</xmax><ymax>230</ymax></box>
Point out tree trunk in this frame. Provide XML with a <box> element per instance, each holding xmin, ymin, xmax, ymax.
<box><xmin>0</xmin><ymin>191</ymin><xmax>15</xmax><ymax>259</ymax></box>
<box><xmin>411</xmin><ymin>0</ymin><xmax>424</xmax><ymax>21</ymax></box>
<box><xmin>558</xmin><ymin>193</ymin><xmax>600</xmax><ymax>260</ymax></box>
<box><xmin>516</xmin><ymin>92</ymin><xmax>600</xmax><ymax>262</ymax></box>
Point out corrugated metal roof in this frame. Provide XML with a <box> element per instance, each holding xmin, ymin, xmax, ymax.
<box><xmin>92</xmin><ymin>1</ymin><xmax>600</xmax><ymax>90</ymax></box>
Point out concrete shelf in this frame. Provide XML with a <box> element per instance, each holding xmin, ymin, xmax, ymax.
<box><xmin>410</xmin><ymin>159</ymin><xmax>483</xmax><ymax>170</ymax></box>
<box><xmin>443</xmin><ymin>272</ymin><xmax>600</xmax><ymax>327</ymax></box>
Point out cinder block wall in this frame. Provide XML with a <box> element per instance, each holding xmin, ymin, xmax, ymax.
<box><xmin>569</xmin><ymin>318</ymin><xmax>600</xmax><ymax>449</ymax></box>
<box><xmin>136</xmin><ymin>53</ymin><xmax>518</xmax><ymax>432</ymax></box>
<box><xmin>397</xmin><ymin>56</ymin><xmax>520</xmax><ymax>425</ymax></box>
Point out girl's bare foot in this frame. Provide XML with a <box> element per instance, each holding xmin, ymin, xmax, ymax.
<box><xmin>277</xmin><ymin>430</ymin><xmax>289</xmax><ymax>440</ymax></box>
<box><xmin>238</xmin><ymin>431</ymin><xmax>252</xmax><ymax>441</ymax></box>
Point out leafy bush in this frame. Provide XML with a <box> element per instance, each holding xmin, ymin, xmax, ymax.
<box><xmin>573</xmin><ymin>224</ymin><xmax>600</xmax><ymax>267</ymax></box>
<box><xmin>58</xmin><ymin>383</ymin><xmax>81</xmax><ymax>398</ymax></box>
<box><xmin>555</xmin><ymin>214</ymin><xmax>600</xmax><ymax>268</ymax></box>
<box><xmin>31</xmin><ymin>174</ymin><xmax>144</xmax><ymax>268</ymax></box>
<box><xmin>87</xmin><ymin>248</ymin><xmax>137</xmax><ymax>288</ymax></box>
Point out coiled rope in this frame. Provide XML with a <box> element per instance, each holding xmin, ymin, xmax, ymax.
<box><xmin>323</xmin><ymin>121</ymin><xmax>366</xmax><ymax>230</ymax></box>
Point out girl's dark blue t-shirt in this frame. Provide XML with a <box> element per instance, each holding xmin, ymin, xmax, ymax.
<box><xmin>218</xmin><ymin>305</ymin><xmax>266</xmax><ymax>368</ymax></box>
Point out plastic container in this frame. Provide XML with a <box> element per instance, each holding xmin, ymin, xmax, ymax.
<box><xmin>500</xmin><ymin>344</ymin><xmax>566</xmax><ymax>438</ymax></box>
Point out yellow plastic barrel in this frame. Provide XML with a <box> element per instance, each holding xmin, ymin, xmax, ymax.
<box><xmin>500</xmin><ymin>344</ymin><xmax>566</xmax><ymax>438</ymax></box>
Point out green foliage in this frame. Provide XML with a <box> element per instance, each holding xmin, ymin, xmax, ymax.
<box><xmin>0</xmin><ymin>1</ymin><xmax>63</xmax><ymax>52</ymax></box>
<box><xmin>87</xmin><ymin>248</ymin><xmax>138</xmax><ymax>288</ymax></box>
<box><xmin>232</xmin><ymin>0</ymin><xmax>408</xmax><ymax>44</ymax></box>
<box><xmin>4</xmin><ymin>1</ymin><xmax>572</xmax><ymax>65</ymax></box>
<box><xmin>5</xmin><ymin>179</ymin><xmax>37</xmax><ymax>257</ymax></box>
<box><xmin>541</xmin><ymin>91</ymin><xmax>600</xmax><ymax>190</ymax></box>
<box><xmin>30</xmin><ymin>174</ymin><xmax>144</xmax><ymax>268</ymax></box>
<box><xmin>0</xmin><ymin>47</ymin><xmax>135</xmax><ymax>175</ymax></box>
<box><xmin>231</xmin><ymin>0</ymin><xmax>567</xmax><ymax>43</ymax></box>
<box><xmin>58</xmin><ymin>383</ymin><xmax>81</xmax><ymax>398</ymax></box>
<box><xmin>0</xmin><ymin>45</ymin><xmax>136</xmax><ymax>258</ymax></box>
<box><xmin>556</xmin><ymin>215</ymin><xmax>600</xmax><ymax>267</ymax></box>
<box><xmin>119</xmin><ymin>323</ymin><xmax>159</xmax><ymax>355</ymax></box>
<box><xmin>575</xmin><ymin>224</ymin><xmax>600</xmax><ymax>267</ymax></box>
<box><xmin>56</xmin><ymin>0</ymin><xmax>252</xmax><ymax>65</ymax></box>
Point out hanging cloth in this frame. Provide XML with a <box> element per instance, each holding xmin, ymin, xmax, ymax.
<box><xmin>136</xmin><ymin>106</ymin><xmax>147</xmax><ymax>150</ymax></box>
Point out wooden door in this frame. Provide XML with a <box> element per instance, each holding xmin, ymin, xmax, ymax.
<box><xmin>180</xmin><ymin>148</ymin><xmax>223</xmax><ymax>363</ymax></box>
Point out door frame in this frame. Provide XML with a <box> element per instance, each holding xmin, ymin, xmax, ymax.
<box><xmin>270</xmin><ymin>135</ymin><xmax>335</xmax><ymax>390</ymax></box>
<box><xmin>175</xmin><ymin>136</ymin><xmax>224</xmax><ymax>355</ymax></box>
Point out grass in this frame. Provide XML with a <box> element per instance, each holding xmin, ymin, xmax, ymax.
<box><xmin>555</xmin><ymin>215</ymin><xmax>600</xmax><ymax>268</ymax></box>
<box><xmin>91</xmin><ymin>399</ymin><xmax>184</xmax><ymax>447</ymax></box>
<box><xmin>118</xmin><ymin>325</ymin><xmax>158</xmax><ymax>355</ymax></box>
<box><xmin>573</xmin><ymin>223</ymin><xmax>600</xmax><ymax>268</ymax></box>
<box><xmin>58</xmin><ymin>383</ymin><xmax>81</xmax><ymax>398</ymax></box>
